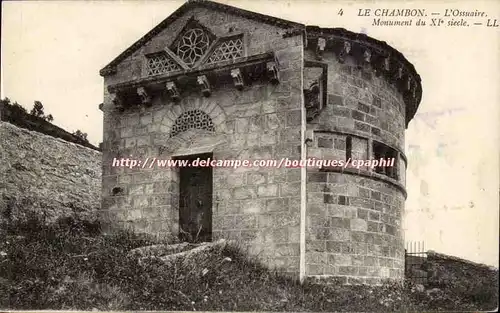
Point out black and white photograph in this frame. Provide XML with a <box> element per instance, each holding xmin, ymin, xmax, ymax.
<box><xmin>1</xmin><ymin>0</ymin><xmax>498</xmax><ymax>312</ymax></box>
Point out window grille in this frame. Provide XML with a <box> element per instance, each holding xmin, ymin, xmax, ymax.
<box><xmin>146</xmin><ymin>52</ymin><xmax>180</xmax><ymax>76</ymax></box>
<box><xmin>206</xmin><ymin>37</ymin><xmax>244</xmax><ymax>64</ymax></box>
<box><xmin>170</xmin><ymin>109</ymin><xmax>215</xmax><ymax>138</ymax></box>
<box><xmin>176</xmin><ymin>28</ymin><xmax>211</xmax><ymax>66</ymax></box>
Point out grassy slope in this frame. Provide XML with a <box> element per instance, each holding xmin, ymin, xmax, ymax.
<box><xmin>0</xmin><ymin>215</ymin><xmax>498</xmax><ymax>311</ymax></box>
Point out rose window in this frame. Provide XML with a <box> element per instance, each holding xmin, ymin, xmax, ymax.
<box><xmin>176</xmin><ymin>28</ymin><xmax>211</xmax><ymax>66</ymax></box>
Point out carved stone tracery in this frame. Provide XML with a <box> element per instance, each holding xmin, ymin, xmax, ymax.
<box><xmin>175</xmin><ymin>28</ymin><xmax>211</xmax><ymax>67</ymax></box>
<box><xmin>206</xmin><ymin>36</ymin><xmax>244</xmax><ymax>64</ymax></box>
<box><xmin>170</xmin><ymin>109</ymin><xmax>215</xmax><ymax>138</ymax></box>
<box><xmin>146</xmin><ymin>52</ymin><xmax>181</xmax><ymax>75</ymax></box>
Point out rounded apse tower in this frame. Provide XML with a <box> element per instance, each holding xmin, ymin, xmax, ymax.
<box><xmin>302</xmin><ymin>27</ymin><xmax>422</xmax><ymax>285</ymax></box>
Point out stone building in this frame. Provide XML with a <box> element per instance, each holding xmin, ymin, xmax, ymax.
<box><xmin>99</xmin><ymin>0</ymin><xmax>422</xmax><ymax>285</ymax></box>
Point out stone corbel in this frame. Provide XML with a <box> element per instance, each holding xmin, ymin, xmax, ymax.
<box><xmin>304</xmin><ymin>81</ymin><xmax>321</xmax><ymax>122</ymax></box>
<box><xmin>362</xmin><ymin>48</ymin><xmax>372</xmax><ymax>68</ymax></box>
<box><xmin>110</xmin><ymin>93</ymin><xmax>124</xmax><ymax>112</ymax></box>
<box><xmin>230</xmin><ymin>68</ymin><xmax>245</xmax><ymax>90</ymax></box>
<box><xmin>405</xmin><ymin>75</ymin><xmax>412</xmax><ymax>91</ymax></box>
<box><xmin>337</xmin><ymin>41</ymin><xmax>351</xmax><ymax>64</ymax></box>
<box><xmin>197</xmin><ymin>75</ymin><xmax>211</xmax><ymax>97</ymax></box>
<box><xmin>166</xmin><ymin>81</ymin><xmax>180</xmax><ymax>102</ymax></box>
<box><xmin>316</xmin><ymin>37</ymin><xmax>326</xmax><ymax>60</ymax></box>
<box><xmin>372</xmin><ymin>54</ymin><xmax>385</xmax><ymax>77</ymax></box>
<box><xmin>266</xmin><ymin>61</ymin><xmax>280</xmax><ymax>84</ymax></box>
<box><xmin>356</xmin><ymin>46</ymin><xmax>372</xmax><ymax>69</ymax></box>
<box><xmin>304</xmin><ymin>81</ymin><xmax>320</xmax><ymax>108</ymax></box>
<box><xmin>383</xmin><ymin>56</ymin><xmax>391</xmax><ymax>72</ymax></box>
<box><xmin>137</xmin><ymin>87</ymin><xmax>151</xmax><ymax>106</ymax></box>
<box><xmin>394</xmin><ymin>66</ymin><xmax>404</xmax><ymax>82</ymax></box>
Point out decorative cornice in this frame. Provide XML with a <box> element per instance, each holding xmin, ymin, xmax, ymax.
<box><xmin>108</xmin><ymin>52</ymin><xmax>278</xmax><ymax>109</ymax></box>
<box><xmin>305</xmin><ymin>26</ymin><xmax>422</xmax><ymax>128</ymax></box>
<box><xmin>108</xmin><ymin>52</ymin><xmax>276</xmax><ymax>94</ymax></box>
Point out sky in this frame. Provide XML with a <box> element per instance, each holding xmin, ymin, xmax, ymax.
<box><xmin>2</xmin><ymin>0</ymin><xmax>499</xmax><ymax>266</ymax></box>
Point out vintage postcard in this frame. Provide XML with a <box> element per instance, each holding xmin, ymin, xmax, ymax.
<box><xmin>1</xmin><ymin>0</ymin><xmax>498</xmax><ymax>312</ymax></box>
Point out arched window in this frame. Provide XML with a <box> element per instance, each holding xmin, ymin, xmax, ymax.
<box><xmin>170</xmin><ymin>109</ymin><xmax>215</xmax><ymax>138</ymax></box>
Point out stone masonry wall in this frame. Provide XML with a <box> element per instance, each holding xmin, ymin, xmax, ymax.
<box><xmin>305</xmin><ymin>49</ymin><xmax>407</xmax><ymax>150</ymax></box>
<box><xmin>0</xmin><ymin>122</ymin><xmax>102</xmax><ymax>225</ymax></box>
<box><xmin>304</xmin><ymin>49</ymin><xmax>407</xmax><ymax>284</ymax></box>
<box><xmin>306</xmin><ymin>172</ymin><xmax>405</xmax><ymax>284</ymax></box>
<box><xmin>100</xmin><ymin>8</ymin><xmax>304</xmax><ymax>277</ymax></box>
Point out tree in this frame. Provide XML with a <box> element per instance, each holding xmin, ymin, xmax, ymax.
<box><xmin>30</xmin><ymin>101</ymin><xmax>45</xmax><ymax>117</ymax></box>
<box><xmin>1</xmin><ymin>98</ymin><xmax>28</xmax><ymax>121</ymax></box>
<box><xmin>1</xmin><ymin>97</ymin><xmax>11</xmax><ymax>106</ymax></box>
<box><xmin>73</xmin><ymin>129</ymin><xmax>89</xmax><ymax>142</ymax></box>
<box><xmin>12</xmin><ymin>101</ymin><xmax>27</xmax><ymax>114</ymax></box>
<box><xmin>29</xmin><ymin>100</ymin><xmax>55</xmax><ymax>122</ymax></box>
